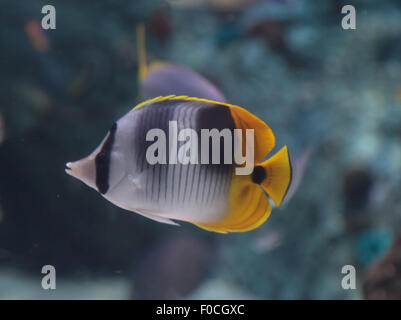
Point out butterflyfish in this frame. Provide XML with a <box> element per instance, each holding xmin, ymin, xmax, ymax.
<box><xmin>136</xmin><ymin>24</ymin><xmax>227</xmax><ymax>102</ymax></box>
<box><xmin>66</xmin><ymin>96</ymin><xmax>292</xmax><ymax>233</ymax></box>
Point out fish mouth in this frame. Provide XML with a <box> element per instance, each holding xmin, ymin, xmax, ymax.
<box><xmin>65</xmin><ymin>162</ymin><xmax>73</xmax><ymax>175</ymax></box>
<box><xmin>64</xmin><ymin>158</ymin><xmax>97</xmax><ymax>190</ymax></box>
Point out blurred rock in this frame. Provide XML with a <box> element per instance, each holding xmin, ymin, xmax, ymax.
<box><xmin>342</xmin><ymin>167</ymin><xmax>374</xmax><ymax>231</ymax></box>
<box><xmin>206</xmin><ymin>0</ymin><xmax>255</xmax><ymax>13</ymax></box>
<box><xmin>363</xmin><ymin>233</ymin><xmax>401</xmax><ymax>299</ymax></box>
<box><xmin>241</xmin><ymin>0</ymin><xmax>313</xmax><ymax>67</ymax></box>
<box><xmin>149</xmin><ymin>10</ymin><xmax>172</xmax><ymax>43</ymax></box>
<box><xmin>251</xmin><ymin>230</ymin><xmax>282</xmax><ymax>254</ymax></box>
<box><xmin>131</xmin><ymin>233</ymin><xmax>217</xmax><ymax>299</ymax></box>
<box><xmin>19</xmin><ymin>83</ymin><xmax>52</xmax><ymax>116</ymax></box>
<box><xmin>240</xmin><ymin>0</ymin><xmax>311</xmax><ymax>24</ymax></box>
<box><xmin>375</xmin><ymin>35</ymin><xmax>401</xmax><ymax>64</ymax></box>
<box><xmin>188</xmin><ymin>278</ymin><xmax>257</xmax><ymax>299</ymax></box>
<box><xmin>343</xmin><ymin>168</ymin><xmax>374</xmax><ymax>213</ymax></box>
<box><xmin>0</xmin><ymin>268</ymin><xmax>130</xmax><ymax>299</ymax></box>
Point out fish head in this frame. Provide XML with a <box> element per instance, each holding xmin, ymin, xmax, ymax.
<box><xmin>65</xmin><ymin>110</ymin><xmax>147</xmax><ymax>212</ymax></box>
<box><xmin>65</xmin><ymin>121</ymin><xmax>129</xmax><ymax>195</ymax></box>
<box><xmin>65</xmin><ymin>153</ymin><xmax>97</xmax><ymax>190</ymax></box>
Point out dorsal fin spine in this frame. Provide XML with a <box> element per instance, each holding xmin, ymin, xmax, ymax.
<box><xmin>136</xmin><ymin>24</ymin><xmax>148</xmax><ymax>80</ymax></box>
<box><xmin>133</xmin><ymin>95</ymin><xmax>239</xmax><ymax>110</ymax></box>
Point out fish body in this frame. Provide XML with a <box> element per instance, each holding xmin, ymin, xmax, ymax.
<box><xmin>66</xmin><ymin>96</ymin><xmax>291</xmax><ymax>233</ymax></box>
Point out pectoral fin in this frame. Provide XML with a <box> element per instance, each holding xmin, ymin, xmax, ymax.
<box><xmin>128</xmin><ymin>171</ymin><xmax>149</xmax><ymax>192</ymax></box>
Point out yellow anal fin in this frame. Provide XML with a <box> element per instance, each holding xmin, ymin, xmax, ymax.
<box><xmin>194</xmin><ymin>192</ymin><xmax>271</xmax><ymax>233</ymax></box>
<box><xmin>194</xmin><ymin>176</ymin><xmax>272</xmax><ymax>233</ymax></box>
<box><xmin>259</xmin><ymin>145</ymin><xmax>292</xmax><ymax>206</ymax></box>
<box><xmin>193</xmin><ymin>223</ymin><xmax>229</xmax><ymax>234</ymax></box>
<box><xmin>136</xmin><ymin>24</ymin><xmax>148</xmax><ymax>80</ymax></box>
<box><xmin>229</xmin><ymin>105</ymin><xmax>275</xmax><ymax>163</ymax></box>
<box><xmin>229</xmin><ymin>190</ymin><xmax>272</xmax><ymax>232</ymax></box>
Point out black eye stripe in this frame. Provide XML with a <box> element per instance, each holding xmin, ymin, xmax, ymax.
<box><xmin>95</xmin><ymin>123</ymin><xmax>117</xmax><ymax>194</ymax></box>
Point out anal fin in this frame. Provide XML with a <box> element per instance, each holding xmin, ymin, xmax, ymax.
<box><xmin>135</xmin><ymin>208</ymin><xmax>180</xmax><ymax>226</ymax></box>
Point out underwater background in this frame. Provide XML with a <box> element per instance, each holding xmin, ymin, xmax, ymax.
<box><xmin>1</xmin><ymin>0</ymin><xmax>401</xmax><ymax>299</ymax></box>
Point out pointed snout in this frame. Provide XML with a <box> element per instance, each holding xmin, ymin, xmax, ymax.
<box><xmin>65</xmin><ymin>155</ymin><xmax>96</xmax><ymax>190</ymax></box>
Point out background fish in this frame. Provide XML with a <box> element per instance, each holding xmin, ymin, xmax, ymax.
<box><xmin>66</xmin><ymin>95</ymin><xmax>291</xmax><ymax>233</ymax></box>
<box><xmin>136</xmin><ymin>25</ymin><xmax>227</xmax><ymax>102</ymax></box>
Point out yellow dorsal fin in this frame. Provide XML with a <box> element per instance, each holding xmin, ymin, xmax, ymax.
<box><xmin>133</xmin><ymin>95</ymin><xmax>184</xmax><ymax>110</ymax></box>
<box><xmin>134</xmin><ymin>95</ymin><xmax>230</xmax><ymax>109</ymax></box>
<box><xmin>259</xmin><ymin>145</ymin><xmax>292</xmax><ymax>206</ymax></box>
<box><xmin>136</xmin><ymin>24</ymin><xmax>148</xmax><ymax>80</ymax></box>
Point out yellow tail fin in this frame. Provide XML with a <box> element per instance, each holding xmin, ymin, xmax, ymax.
<box><xmin>136</xmin><ymin>24</ymin><xmax>148</xmax><ymax>80</ymax></box>
<box><xmin>259</xmin><ymin>146</ymin><xmax>292</xmax><ymax>206</ymax></box>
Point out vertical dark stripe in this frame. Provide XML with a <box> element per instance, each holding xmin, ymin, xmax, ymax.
<box><xmin>175</xmin><ymin>103</ymin><xmax>191</xmax><ymax>204</ymax></box>
<box><xmin>196</xmin><ymin>164</ymin><xmax>204</xmax><ymax>204</ymax></box>
<box><xmin>181</xmin><ymin>106</ymin><xmax>197</xmax><ymax>203</ymax></box>
<box><xmin>160</xmin><ymin>106</ymin><xmax>168</xmax><ymax>204</ymax></box>
<box><xmin>201</xmin><ymin>166</ymin><xmax>210</xmax><ymax>205</ymax></box>
<box><xmin>95</xmin><ymin>122</ymin><xmax>117</xmax><ymax>194</ymax></box>
<box><xmin>138</xmin><ymin>109</ymin><xmax>147</xmax><ymax>172</ymax></box>
<box><xmin>195</xmin><ymin>103</ymin><xmax>236</xmax><ymax>210</ymax></box>
<box><xmin>206</xmin><ymin>168</ymin><xmax>218</xmax><ymax>205</ymax></box>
